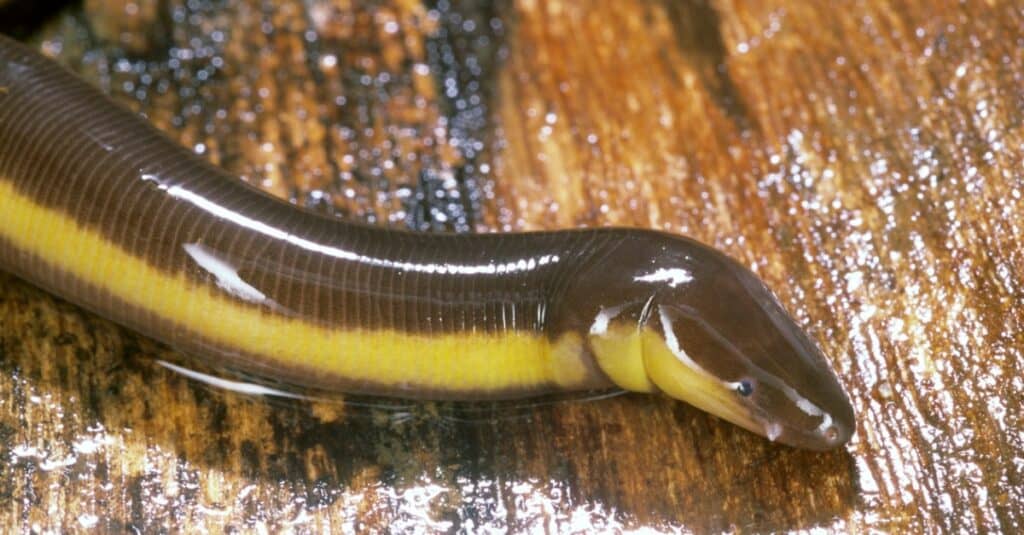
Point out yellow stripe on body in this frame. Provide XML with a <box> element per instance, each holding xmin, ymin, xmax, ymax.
<box><xmin>588</xmin><ymin>315</ymin><xmax>760</xmax><ymax>434</ymax></box>
<box><xmin>588</xmin><ymin>323</ymin><xmax>655</xmax><ymax>393</ymax></box>
<box><xmin>640</xmin><ymin>329</ymin><xmax>761</xmax><ymax>435</ymax></box>
<box><xmin>0</xmin><ymin>179</ymin><xmax>590</xmax><ymax>394</ymax></box>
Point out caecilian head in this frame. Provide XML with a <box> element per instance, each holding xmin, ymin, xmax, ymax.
<box><xmin>578</xmin><ymin>230</ymin><xmax>855</xmax><ymax>450</ymax></box>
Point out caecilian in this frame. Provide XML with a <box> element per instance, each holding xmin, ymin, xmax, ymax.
<box><xmin>0</xmin><ymin>34</ymin><xmax>854</xmax><ymax>450</ymax></box>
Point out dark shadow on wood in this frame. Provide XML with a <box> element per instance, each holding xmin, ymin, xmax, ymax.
<box><xmin>659</xmin><ymin>0</ymin><xmax>756</xmax><ymax>133</ymax></box>
<box><xmin>0</xmin><ymin>0</ymin><xmax>78</xmax><ymax>39</ymax></box>
<box><xmin>0</xmin><ymin>274</ymin><xmax>857</xmax><ymax>532</ymax></box>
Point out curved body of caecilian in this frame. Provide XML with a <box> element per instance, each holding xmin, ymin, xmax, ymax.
<box><xmin>0</xmin><ymin>34</ymin><xmax>854</xmax><ymax>450</ymax></box>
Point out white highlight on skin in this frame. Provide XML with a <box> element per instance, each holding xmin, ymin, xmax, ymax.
<box><xmin>661</xmin><ymin>306</ymin><xmax>837</xmax><ymax>441</ymax></box>
<box><xmin>819</xmin><ymin>413</ymin><xmax>834</xmax><ymax>435</ymax></box>
<box><xmin>735</xmin><ymin>374</ymin><xmax>837</xmax><ymax>439</ymax></box>
<box><xmin>145</xmin><ymin>175</ymin><xmax>559</xmax><ymax>276</ymax></box>
<box><xmin>184</xmin><ymin>242</ymin><xmax>270</xmax><ymax>305</ymax></box>
<box><xmin>589</xmin><ymin>304</ymin><xmax>627</xmax><ymax>336</ymax></box>
<box><xmin>658</xmin><ymin>306</ymin><xmax>714</xmax><ymax>378</ymax></box>
<box><xmin>591</xmin><ymin>295</ymin><xmax>658</xmax><ymax>337</ymax></box>
<box><xmin>787</xmin><ymin>384</ymin><xmax>835</xmax><ymax>436</ymax></box>
<box><xmin>639</xmin><ymin>294</ymin><xmax>657</xmax><ymax>325</ymax></box>
<box><xmin>634</xmin><ymin>267</ymin><xmax>694</xmax><ymax>288</ymax></box>
<box><xmin>157</xmin><ymin>360</ymin><xmax>303</xmax><ymax>398</ymax></box>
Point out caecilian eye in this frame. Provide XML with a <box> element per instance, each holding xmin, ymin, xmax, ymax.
<box><xmin>735</xmin><ymin>380</ymin><xmax>754</xmax><ymax>397</ymax></box>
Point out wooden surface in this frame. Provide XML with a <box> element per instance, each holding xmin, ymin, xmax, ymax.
<box><xmin>1</xmin><ymin>0</ymin><xmax>1022</xmax><ymax>532</ymax></box>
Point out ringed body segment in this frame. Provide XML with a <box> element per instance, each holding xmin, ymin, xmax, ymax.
<box><xmin>0</xmin><ymin>34</ymin><xmax>854</xmax><ymax>450</ymax></box>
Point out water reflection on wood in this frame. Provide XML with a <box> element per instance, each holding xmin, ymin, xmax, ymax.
<box><xmin>0</xmin><ymin>0</ymin><xmax>1021</xmax><ymax>531</ymax></box>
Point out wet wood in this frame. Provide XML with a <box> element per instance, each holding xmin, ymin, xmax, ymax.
<box><xmin>1</xmin><ymin>0</ymin><xmax>1022</xmax><ymax>531</ymax></box>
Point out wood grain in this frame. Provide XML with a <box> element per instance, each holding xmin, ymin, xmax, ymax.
<box><xmin>1</xmin><ymin>0</ymin><xmax>1022</xmax><ymax>531</ymax></box>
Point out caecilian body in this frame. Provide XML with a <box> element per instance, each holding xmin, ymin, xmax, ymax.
<box><xmin>0</xmin><ymin>34</ymin><xmax>854</xmax><ymax>450</ymax></box>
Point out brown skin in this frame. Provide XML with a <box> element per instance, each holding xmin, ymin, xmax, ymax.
<box><xmin>0</xmin><ymin>33</ymin><xmax>852</xmax><ymax>448</ymax></box>
<box><xmin>560</xmin><ymin>232</ymin><xmax>855</xmax><ymax>450</ymax></box>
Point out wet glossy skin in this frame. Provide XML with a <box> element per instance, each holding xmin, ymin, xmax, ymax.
<box><xmin>0</xmin><ymin>33</ymin><xmax>853</xmax><ymax>449</ymax></box>
<box><xmin>561</xmin><ymin>233</ymin><xmax>856</xmax><ymax>450</ymax></box>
